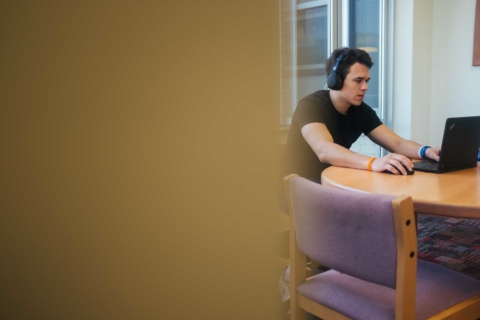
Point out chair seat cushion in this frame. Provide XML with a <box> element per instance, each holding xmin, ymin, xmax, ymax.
<box><xmin>297</xmin><ymin>260</ymin><xmax>480</xmax><ymax>320</ymax></box>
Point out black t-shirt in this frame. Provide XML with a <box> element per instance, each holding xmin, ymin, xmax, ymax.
<box><xmin>283</xmin><ymin>90</ymin><xmax>382</xmax><ymax>181</ymax></box>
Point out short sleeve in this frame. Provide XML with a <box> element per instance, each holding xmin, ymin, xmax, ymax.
<box><xmin>295</xmin><ymin>98</ymin><xmax>328</xmax><ymax>129</ymax></box>
<box><xmin>361</xmin><ymin>104</ymin><xmax>382</xmax><ymax>135</ymax></box>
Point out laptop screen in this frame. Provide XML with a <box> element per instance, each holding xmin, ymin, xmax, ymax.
<box><xmin>439</xmin><ymin>116</ymin><xmax>480</xmax><ymax>170</ymax></box>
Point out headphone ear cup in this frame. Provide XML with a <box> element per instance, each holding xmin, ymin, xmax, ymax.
<box><xmin>327</xmin><ymin>73</ymin><xmax>342</xmax><ymax>90</ymax></box>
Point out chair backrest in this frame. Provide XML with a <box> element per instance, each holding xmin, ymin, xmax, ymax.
<box><xmin>285</xmin><ymin>175</ymin><xmax>401</xmax><ymax>289</ymax></box>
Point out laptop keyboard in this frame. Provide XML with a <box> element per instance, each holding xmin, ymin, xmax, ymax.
<box><xmin>414</xmin><ymin>160</ymin><xmax>439</xmax><ymax>170</ymax></box>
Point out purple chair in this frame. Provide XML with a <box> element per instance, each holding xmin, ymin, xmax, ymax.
<box><xmin>284</xmin><ymin>174</ymin><xmax>480</xmax><ymax>320</ymax></box>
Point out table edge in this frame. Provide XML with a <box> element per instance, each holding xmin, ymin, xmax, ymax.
<box><xmin>321</xmin><ymin>172</ymin><xmax>480</xmax><ymax>218</ymax></box>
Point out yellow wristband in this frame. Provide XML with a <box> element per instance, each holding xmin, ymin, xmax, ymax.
<box><xmin>367</xmin><ymin>157</ymin><xmax>376</xmax><ymax>171</ymax></box>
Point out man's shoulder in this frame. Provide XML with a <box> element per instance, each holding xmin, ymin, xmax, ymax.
<box><xmin>296</xmin><ymin>90</ymin><xmax>332</xmax><ymax>112</ymax></box>
<box><xmin>292</xmin><ymin>90</ymin><xmax>335</xmax><ymax>128</ymax></box>
<box><xmin>299</xmin><ymin>90</ymin><xmax>329</xmax><ymax>104</ymax></box>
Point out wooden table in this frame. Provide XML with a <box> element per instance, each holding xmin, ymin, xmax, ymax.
<box><xmin>321</xmin><ymin>163</ymin><xmax>480</xmax><ymax>218</ymax></box>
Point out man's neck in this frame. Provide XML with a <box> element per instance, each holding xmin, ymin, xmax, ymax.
<box><xmin>329</xmin><ymin>90</ymin><xmax>350</xmax><ymax>115</ymax></box>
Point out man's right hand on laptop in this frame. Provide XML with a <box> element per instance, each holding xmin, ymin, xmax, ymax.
<box><xmin>425</xmin><ymin>146</ymin><xmax>441</xmax><ymax>162</ymax></box>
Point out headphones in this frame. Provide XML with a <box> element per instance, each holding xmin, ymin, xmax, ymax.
<box><xmin>327</xmin><ymin>53</ymin><xmax>345</xmax><ymax>90</ymax></box>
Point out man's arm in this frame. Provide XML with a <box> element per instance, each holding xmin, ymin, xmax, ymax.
<box><xmin>367</xmin><ymin>124</ymin><xmax>441</xmax><ymax>161</ymax></box>
<box><xmin>301</xmin><ymin>122</ymin><xmax>416</xmax><ymax>175</ymax></box>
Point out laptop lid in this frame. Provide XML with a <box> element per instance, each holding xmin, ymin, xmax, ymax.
<box><xmin>414</xmin><ymin>116</ymin><xmax>480</xmax><ymax>173</ymax></box>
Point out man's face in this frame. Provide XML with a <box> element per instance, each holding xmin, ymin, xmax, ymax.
<box><xmin>338</xmin><ymin>62</ymin><xmax>370</xmax><ymax>106</ymax></box>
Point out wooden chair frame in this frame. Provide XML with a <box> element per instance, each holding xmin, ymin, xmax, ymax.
<box><xmin>283</xmin><ymin>174</ymin><xmax>480</xmax><ymax>320</ymax></box>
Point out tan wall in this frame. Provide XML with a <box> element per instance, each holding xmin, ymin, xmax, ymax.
<box><xmin>429</xmin><ymin>0</ymin><xmax>480</xmax><ymax>146</ymax></box>
<box><xmin>0</xmin><ymin>1</ymin><xmax>280</xmax><ymax>319</ymax></box>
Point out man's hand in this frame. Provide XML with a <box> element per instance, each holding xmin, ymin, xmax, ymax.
<box><xmin>370</xmin><ymin>153</ymin><xmax>413</xmax><ymax>175</ymax></box>
<box><xmin>425</xmin><ymin>146</ymin><xmax>441</xmax><ymax>162</ymax></box>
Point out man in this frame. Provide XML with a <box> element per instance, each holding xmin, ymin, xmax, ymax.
<box><xmin>284</xmin><ymin>47</ymin><xmax>441</xmax><ymax>182</ymax></box>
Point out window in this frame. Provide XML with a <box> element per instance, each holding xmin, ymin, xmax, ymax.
<box><xmin>296</xmin><ymin>2</ymin><xmax>329</xmax><ymax>109</ymax></box>
<box><xmin>279</xmin><ymin>0</ymin><xmax>329</xmax><ymax>128</ymax></box>
<box><xmin>280</xmin><ymin>0</ymin><xmax>393</xmax><ymax>157</ymax></box>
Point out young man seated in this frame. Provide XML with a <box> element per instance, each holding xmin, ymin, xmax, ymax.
<box><xmin>283</xmin><ymin>47</ymin><xmax>441</xmax><ymax>182</ymax></box>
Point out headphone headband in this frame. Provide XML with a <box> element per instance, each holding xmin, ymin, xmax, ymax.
<box><xmin>333</xmin><ymin>54</ymin><xmax>344</xmax><ymax>70</ymax></box>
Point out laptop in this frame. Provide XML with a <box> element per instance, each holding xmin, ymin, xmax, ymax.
<box><xmin>413</xmin><ymin>116</ymin><xmax>480</xmax><ymax>173</ymax></box>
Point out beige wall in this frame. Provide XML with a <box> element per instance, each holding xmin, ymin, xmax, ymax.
<box><xmin>411</xmin><ymin>0</ymin><xmax>434</xmax><ymax>144</ymax></box>
<box><xmin>394</xmin><ymin>0</ymin><xmax>480</xmax><ymax>146</ymax></box>
<box><xmin>393</xmin><ymin>0</ymin><xmax>435</xmax><ymax>143</ymax></box>
<box><xmin>0</xmin><ymin>1</ymin><xmax>280</xmax><ymax>319</ymax></box>
<box><xmin>430</xmin><ymin>0</ymin><xmax>480</xmax><ymax>146</ymax></box>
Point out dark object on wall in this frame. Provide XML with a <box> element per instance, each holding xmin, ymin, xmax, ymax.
<box><xmin>474</xmin><ymin>0</ymin><xmax>480</xmax><ymax>66</ymax></box>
